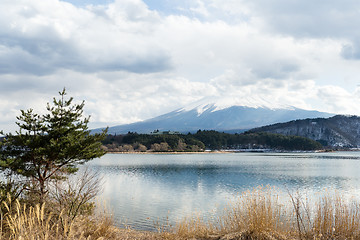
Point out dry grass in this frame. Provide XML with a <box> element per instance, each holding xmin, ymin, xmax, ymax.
<box><xmin>0</xmin><ymin>198</ymin><xmax>119</xmax><ymax>240</ymax></box>
<box><xmin>1</xmin><ymin>187</ymin><xmax>360</xmax><ymax>239</ymax></box>
<box><xmin>309</xmin><ymin>194</ymin><xmax>360</xmax><ymax>239</ymax></box>
<box><xmin>221</xmin><ymin>187</ymin><xmax>288</xmax><ymax>234</ymax></box>
<box><xmin>171</xmin><ymin>186</ymin><xmax>290</xmax><ymax>240</ymax></box>
<box><xmin>170</xmin><ymin>187</ymin><xmax>360</xmax><ymax>240</ymax></box>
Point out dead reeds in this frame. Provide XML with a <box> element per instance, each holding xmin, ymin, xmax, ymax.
<box><xmin>171</xmin><ymin>186</ymin><xmax>360</xmax><ymax>240</ymax></box>
<box><xmin>0</xmin><ymin>196</ymin><xmax>118</xmax><ymax>240</ymax></box>
<box><xmin>0</xmin><ymin>186</ymin><xmax>360</xmax><ymax>239</ymax></box>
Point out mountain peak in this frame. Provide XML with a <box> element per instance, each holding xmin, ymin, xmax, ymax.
<box><xmin>93</xmin><ymin>98</ymin><xmax>334</xmax><ymax>134</ymax></box>
<box><xmin>180</xmin><ymin>96</ymin><xmax>294</xmax><ymax>116</ymax></box>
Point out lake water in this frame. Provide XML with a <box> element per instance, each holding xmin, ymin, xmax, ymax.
<box><xmin>85</xmin><ymin>151</ymin><xmax>360</xmax><ymax>231</ymax></box>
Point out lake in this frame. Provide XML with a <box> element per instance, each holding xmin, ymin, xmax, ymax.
<box><xmin>84</xmin><ymin>151</ymin><xmax>360</xmax><ymax>231</ymax></box>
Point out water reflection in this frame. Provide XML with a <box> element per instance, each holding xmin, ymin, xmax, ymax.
<box><xmin>84</xmin><ymin>152</ymin><xmax>360</xmax><ymax>231</ymax></box>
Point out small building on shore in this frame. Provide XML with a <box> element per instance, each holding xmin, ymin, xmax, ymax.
<box><xmin>150</xmin><ymin>130</ymin><xmax>180</xmax><ymax>135</ymax></box>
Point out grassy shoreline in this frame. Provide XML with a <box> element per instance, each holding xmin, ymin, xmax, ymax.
<box><xmin>126</xmin><ymin>187</ymin><xmax>360</xmax><ymax>239</ymax></box>
<box><xmin>2</xmin><ymin>186</ymin><xmax>360</xmax><ymax>239</ymax></box>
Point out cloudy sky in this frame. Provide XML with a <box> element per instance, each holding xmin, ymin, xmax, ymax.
<box><xmin>1</xmin><ymin>0</ymin><xmax>360</xmax><ymax>132</ymax></box>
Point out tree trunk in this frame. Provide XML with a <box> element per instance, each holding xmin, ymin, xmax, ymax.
<box><xmin>39</xmin><ymin>178</ymin><xmax>46</xmax><ymax>204</ymax></box>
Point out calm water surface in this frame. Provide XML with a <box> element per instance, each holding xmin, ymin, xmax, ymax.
<box><xmin>84</xmin><ymin>152</ymin><xmax>360</xmax><ymax>231</ymax></box>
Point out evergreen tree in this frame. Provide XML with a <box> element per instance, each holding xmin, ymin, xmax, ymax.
<box><xmin>0</xmin><ymin>89</ymin><xmax>107</xmax><ymax>203</ymax></box>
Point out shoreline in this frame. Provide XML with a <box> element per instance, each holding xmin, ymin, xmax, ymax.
<box><xmin>105</xmin><ymin>150</ymin><xmax>233</xmax><ymax>154</ymax></box>
<box><xmin>104</xmin><ymin>149</ymin><xmax>341</xmax><ymax>154</ymax></box>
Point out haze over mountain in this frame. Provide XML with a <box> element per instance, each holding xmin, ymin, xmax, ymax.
<box><xmin>94</xmin><ymin>97</ymin><xmax>333</xmax><ymax>134</ymax></box>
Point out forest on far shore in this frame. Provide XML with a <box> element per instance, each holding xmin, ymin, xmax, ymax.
<box><xmin>102</xmin><ymin>130</ymin><xmax>323</xmax><ymax>152</ymax></box>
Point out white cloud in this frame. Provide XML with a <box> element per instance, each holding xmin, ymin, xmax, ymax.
<box><xmin>189</xmin><ymin>0</ymin><xmax>210</xmax><ymax>17</ymax></box>
<box><xmin>1</xmin><ymin>0</ymin><xmax>360</xmax><ymax>132</ymax></box>
<box><xmin>315</xmin><ymin>85</ymin><xmax>360</xmax><ymax>114</ymax></box>
<box><xmin>0</xmin><ymin>0</ymin><xmax>171</xmax><ymax>75</ymax></box>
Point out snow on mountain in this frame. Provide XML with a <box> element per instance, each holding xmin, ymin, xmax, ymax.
<box><xmin>181</xmin><ymin>95</ymin><xmax>293</xmax><ymax>116</ymax></box>
<box><xmin>93</xmin><ymin>97</ymin><xmax>334</xmax><ymax>134</ymax></box>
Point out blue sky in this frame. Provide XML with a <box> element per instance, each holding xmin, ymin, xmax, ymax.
<box><xmin>1</xmin><ymin>0</ymin><xmax>360</xmax><ymax>132</ymax></box>
<box><xmin>63</xmin><ymin>0</ymin><xmax>192</xmax><ymax>15</ymax></box>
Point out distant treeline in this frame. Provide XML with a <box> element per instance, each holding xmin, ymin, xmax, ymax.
<box><xmin>102</xmin><ymin>130</ymin><xmax>323</xmax><ymax>152</ymax></box>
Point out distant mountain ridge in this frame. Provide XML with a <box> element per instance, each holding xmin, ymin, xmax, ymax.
<box><xmin>93</xmin><ymin>101</ymin><xmax>333</xmax><ymax>134</ymax></box>
<box><xmin>249</xmin><ymin>115</ymin><xmax>360</xmax><ymax>148</ymax></box>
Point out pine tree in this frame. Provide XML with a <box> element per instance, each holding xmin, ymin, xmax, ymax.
<box><xmin>0</xmin><ymin>89</ymin><xmax>107</xmax><ymax>203</ymax></box>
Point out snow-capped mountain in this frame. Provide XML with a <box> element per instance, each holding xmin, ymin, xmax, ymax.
<box><xmin>93</xmin><ymin>97</ymin><xmax>334</xmax><ymax>134</ymax></box>
<box><xmin>182</xmin><ymin>95</ymin><xmax>293</xmax><ymax>113</ymax></box>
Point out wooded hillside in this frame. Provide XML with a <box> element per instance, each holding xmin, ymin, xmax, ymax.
<box><xmin>102</xmin><ymin>130</ymin><xmax>323</xmax><ymax>152</ymax></box>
